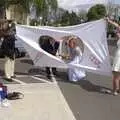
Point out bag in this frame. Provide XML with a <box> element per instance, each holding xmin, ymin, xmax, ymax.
<box><xmin>6</xmin><ymin>92</ymin><xmax>24</xmax><ymax>100</ymax></box>
<box><xmin>0</xmin><ymin>83</ymin><xmax>7</xmax><ymax>99</ymax></box>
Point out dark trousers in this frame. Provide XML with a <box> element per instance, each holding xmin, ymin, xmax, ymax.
<box><xmin>46</xmin><ymin>67</ymin><xmax>57</xmax><ymax>76</ymax></box>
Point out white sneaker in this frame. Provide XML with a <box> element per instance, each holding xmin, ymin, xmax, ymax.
<box><xmin>1</xmin><ymin>99</ymin><xmax>10</xmax><ymax>107</ymax></box>
<box><xmin>113</xmin><ymin>91</ymin><xmax>118</xmax><ymax>96</ymax></box>
<box><xmin>105</xmin><ymin>90</ymin><xmax>112</xmax><ymax>94</ymax></box>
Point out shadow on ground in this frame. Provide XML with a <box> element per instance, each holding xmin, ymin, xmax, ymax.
<box><xmin>77</xmin><ymin>80</ymin><xmax>112</xmax><ymax>94</ymax></box>
<box><xmin>16</xmin><ymin>66</ymin><xmax>113</xmax><ymax>94</ymax></box>
<box><xmin>20</xmin><ymin>59</ymin><xmax>34</xmax><ymax>65</ymax></box>
<box><xmin>0</xmin><ymin>69</ymin><xmax>4</xmax><ymax>76</ymax></box>
<box><xmin>56</xmin><ymin>71</ymin><xmax>112</xmax><ymax>94</ymax></box>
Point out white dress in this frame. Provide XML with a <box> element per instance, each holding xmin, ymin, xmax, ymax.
<box><xmin>68</xmin><ymin>46</ymin><xmax>86</xmax><ymax>82</ymax></box>
<box><xmin>112</xmin><ymin>39</ymin><xmax>120</xmax><ymax>72</ymax></box>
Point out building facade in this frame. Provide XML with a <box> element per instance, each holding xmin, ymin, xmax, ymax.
<box><xmin>6</xmin><ymin>4</ymin><xmax>28</xmax><ymax>24</ymax></box>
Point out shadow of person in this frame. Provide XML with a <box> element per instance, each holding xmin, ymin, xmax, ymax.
<box><xmin>20</xmin><ymin>59</ymin><xmax>34</xmax><ymax>65</ymax></box>
<box><xmin>0</xmin><ymin>69</ymin><xmax>5</xmax><ymax>76</ymax></box>
<box><xmin>28</xmin><ymin>68</ymin><xmax>45</xmax><ymax>75</ymax></box>
<box><xmin>77</xmin><ymin>80</ymin><xmax>112</xmax><ymax>94</ymax></box>
<box><xmin>15</xmin><ymin>72</ymin><xmax>29</xmax><ymax>75</ymax></box>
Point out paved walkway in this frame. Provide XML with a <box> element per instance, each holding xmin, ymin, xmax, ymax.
<box><xmin>0</xmin><ymin>83</ymin><xmax>76</xmax><ymax>120</ymax></box>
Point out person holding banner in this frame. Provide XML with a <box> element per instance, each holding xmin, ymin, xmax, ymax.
<box><xmin>107</xmin><ymin>18</ymin><xmax>120</xmax><ymax>95</ymax></box>
<box><xmin>67</xmin><ymin>36</ymin><xmax>86</xmax><ymax>82</ymax></box>
<box><xmin>1</xmin><ymin>20</ymin><xmax>16</xmax><ymax>82</ymax></box>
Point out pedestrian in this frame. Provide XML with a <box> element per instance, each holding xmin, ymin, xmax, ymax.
<box><xmin>107</xmin><ymin>18</ymin><xmax>120</xmax><ymax>95</ymax></box>
<box><xmin>1</xmin><ymin>20</ymin><xmax>16</xmax><ymax>81</ymax></box>
<box><xmin>40</xmin><ymin>36</ymin><xmax>59</xmax><ymax>79</ymax></box>
<box><xmin>66</xmin><ymin>36</ymin><xmax>86</xmax><ymax>82</ymax></box>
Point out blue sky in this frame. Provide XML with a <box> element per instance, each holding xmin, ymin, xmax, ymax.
<box><xmin>58</xmin><ymin>0</ymin><xmax>108</xmax><ymax>7</ymax></box>
<box><xmin>115</xmin><ymin>0</ymin><xmax>120</xmax><ymax>4</ymax></box>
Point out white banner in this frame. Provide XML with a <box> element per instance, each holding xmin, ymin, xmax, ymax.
<box><xmin>16</xmin><ymin>19</ymin><xmax>112</xmax><ymax>76</ymax></box>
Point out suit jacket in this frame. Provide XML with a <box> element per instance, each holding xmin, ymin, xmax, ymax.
<box><xmin>1</xmin><ymin>35</ymin><xmax>16</xmax><ymax>59</ymax></box>
<box><xmin>41</xmin><ymin>41</ymin><xmax>59</xmax><ymax>55</ymax></box>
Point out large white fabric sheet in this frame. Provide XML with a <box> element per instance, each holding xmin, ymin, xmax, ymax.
<box><xmin>16</xmin><ymin>19</ymin><xmax>112</xmax><ymax>76</ymax></box>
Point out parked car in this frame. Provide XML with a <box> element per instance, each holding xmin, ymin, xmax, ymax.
<box><xmin>0</xmin><ymin>39</ymin><xmax>26</xmax><ymax>58</ymax></box>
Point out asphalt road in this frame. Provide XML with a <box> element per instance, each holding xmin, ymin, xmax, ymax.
<box><xmin>0</xmin><ymin>43</ymin><xmax>120</xmax><ymax>120</ymax></box>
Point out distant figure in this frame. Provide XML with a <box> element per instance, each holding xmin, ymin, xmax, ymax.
<box><xmin>40</xmin><ymin>36</ymin><xmax>59</xmax><ymax>79</ymax></box>
<box><xmin>67</xmin><ymin>36</ymin><xmax>86</xmax><ymax>82</ymax></box>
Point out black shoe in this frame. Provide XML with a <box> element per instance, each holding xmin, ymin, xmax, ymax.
<box><xmin>52</xmin><ymin>70</ymin><xmax>58</xmax><ymax>76</ymax></box>
<box><xmin>11</xmin><ymin>75</ymin><xmax>16</xmax><ymax>78</ymax></box>
<box><xmin>4</xmin><ymin>78</ymin><xmax>13</xmax><ymax>82</ymax></box>
<box><xmin>47</xmin><ymin>75</ymin><xmax>51</xmax><ymax>79</ymax></box>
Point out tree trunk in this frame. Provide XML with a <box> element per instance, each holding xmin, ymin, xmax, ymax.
<box><xmin>0</xmin><ymin>7</ymin><xmax>6</xmax><ymax>19</ymax></box>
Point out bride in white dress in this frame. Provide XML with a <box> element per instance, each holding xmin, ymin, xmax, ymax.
<box><xmin>66</xmin><ymin>36</ymin><xmax>86</xmax><ymax>82</ymax></box>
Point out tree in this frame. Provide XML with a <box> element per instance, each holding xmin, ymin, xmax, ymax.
<box><xmin>69</xmin><ymin>11</ymin><xmax>79</xmax><ymax>25</ymax></box>
<box><xmin>0</xmin><ymin>0</ymin><xmax>7</xmax><ymax>19</ymax></box>
<box><xmin>33</xmin><ymin>0</ymin><xmax>58</xmax><ymax>25</ymax></box>
<box><xmin>6</xmin><ymin>0</ymin><xmax>32</xmax><ymax>12</ymax></box>
<box><xmin>58</xmin><ymin>11</ymin><xmax>80</xmax><ymax>26</ymax></box>
<box><xmin>6</xmin><ymin>0</ymin><xmax>58</xmax><ymax>25</ymax></box>
<box><xmin>0</xmin><ymin>0</ymin><xmax>32</xmax><ymax>20</ymax></box>
<box><xmin>60</xmin><ymin>11</ymin><xmax>70</xmax><ymax>26</ymax></box>
<box><xmin>78</xmin><ymin>10</ymin><xmax>87</xmax><ymax>22</ymax></box>
<box><xmin>87</xmin><ymin>4</ymin><xmax>106</xmax><ymax>21</ymax></box>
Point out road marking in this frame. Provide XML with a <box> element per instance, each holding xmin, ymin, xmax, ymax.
<box><xmin>51</xmin><ymin>75</ymin><xmax>76</xmax><ymax>120</ymax></box>
<box><xmin>16</xmin><ymin>74</ymin><xmax>46</xmax><ymax>78</ymax></box>
<box><xmin>51</xmin><ymin>74</ymin><xmax>57</xmax><ymax>84</ymax></box>
<box><xmin>31</xmin><ymin>76</ymin><xmax>53</xmax><ymax>84</ymax></box>
<box><xmin>16</xmin><ymin>75</ymin><xmax>29</xmax><ymax>78</ymax></box>
<box><xmin>12</xmin><ymin>78</ymin><xmax>27</xmax><ymax>85</ymax></box>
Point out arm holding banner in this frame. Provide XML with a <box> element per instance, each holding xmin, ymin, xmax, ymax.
<box><xmin>106</xmin><ymin>17</ymin><xmax>120</xmax><ymax>28</ymax></box>
<box><xmin>106</xmin><ymin>17</ymin><xmax>120</xmax><ymax>38</ymax></box>
<box><xmin>106</xmin><ymin>18</ymin><xmax>120</xmax><ymax>95</ymax></box>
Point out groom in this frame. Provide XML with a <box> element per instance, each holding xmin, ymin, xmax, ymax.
<box><xmin>40</xmin><ymin>36</ymin><xmax>59</xmax><ymax>79</ymax></box>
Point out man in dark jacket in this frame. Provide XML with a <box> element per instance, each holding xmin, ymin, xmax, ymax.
<box><xmin>1</xmin><ymin>20</ymin><xmax>16</xmax><ymax>81</ymax></box>
<box><xmin>40</xmin><ymin>36</ymin><xmax>59</xmax><ymax>79</ymax></box>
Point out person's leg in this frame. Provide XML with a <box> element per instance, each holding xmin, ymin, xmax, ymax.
<box><xmin>52</xmin><ymin>67</ymin><xmax>57</xmax><ymax>75</ymax></box>
<box><xmin>11</xmin><ymin>58</ymin><xmax>15</xmax><ymax>77</ymax></box>
<box><xmin>5</xmin><ymin>57</ymin><xmax>11</xmax><ymax>79</ymax></box>
<box><xmin>117</xmin><ymin>75</ymin><xmax>120</xmax><ymax>93</ymax></box>
<box><xmin>112</xmin><ymin>72</ymin><xmax>120</xmax><ymax>95</ymax></box>
<box><xmin>46</xmin><ymin>67</ymin><xmax>51</xmax><ymax>79</ymax></box>
<box><xmin>112</xmin><ymin>72</ymin><xmax>117</xmax><ymax>91</ymax></box>
<box><xmin>46</xmin><ymin>67</ymin><xmax>51</xmax><ymax>75</ymax></box>
<box><xmin>119</xmin><ymin>80</ymin><xmax>120</xmax><ymax>93</ymax></box>
<box><xmin>11</xmin><ymin>54</ymin><xmax>15</xmax><ymax>77</ymax></box>
<box><xmin>115</xmin><ymin>79</ymin><xmax>120</xmax><ymax>90</ymax></box>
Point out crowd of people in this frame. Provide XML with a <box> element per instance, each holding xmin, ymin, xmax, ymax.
<box><xmin>0</xmin><ymin>18</ymin><xmax>120</xmax><ymax>96</ymax></box>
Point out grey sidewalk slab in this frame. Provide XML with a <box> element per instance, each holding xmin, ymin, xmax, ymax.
<box><xmin>0</xmin><ymin>83</ymin><xmax>76</xmax><ymax>120</ymax></box>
